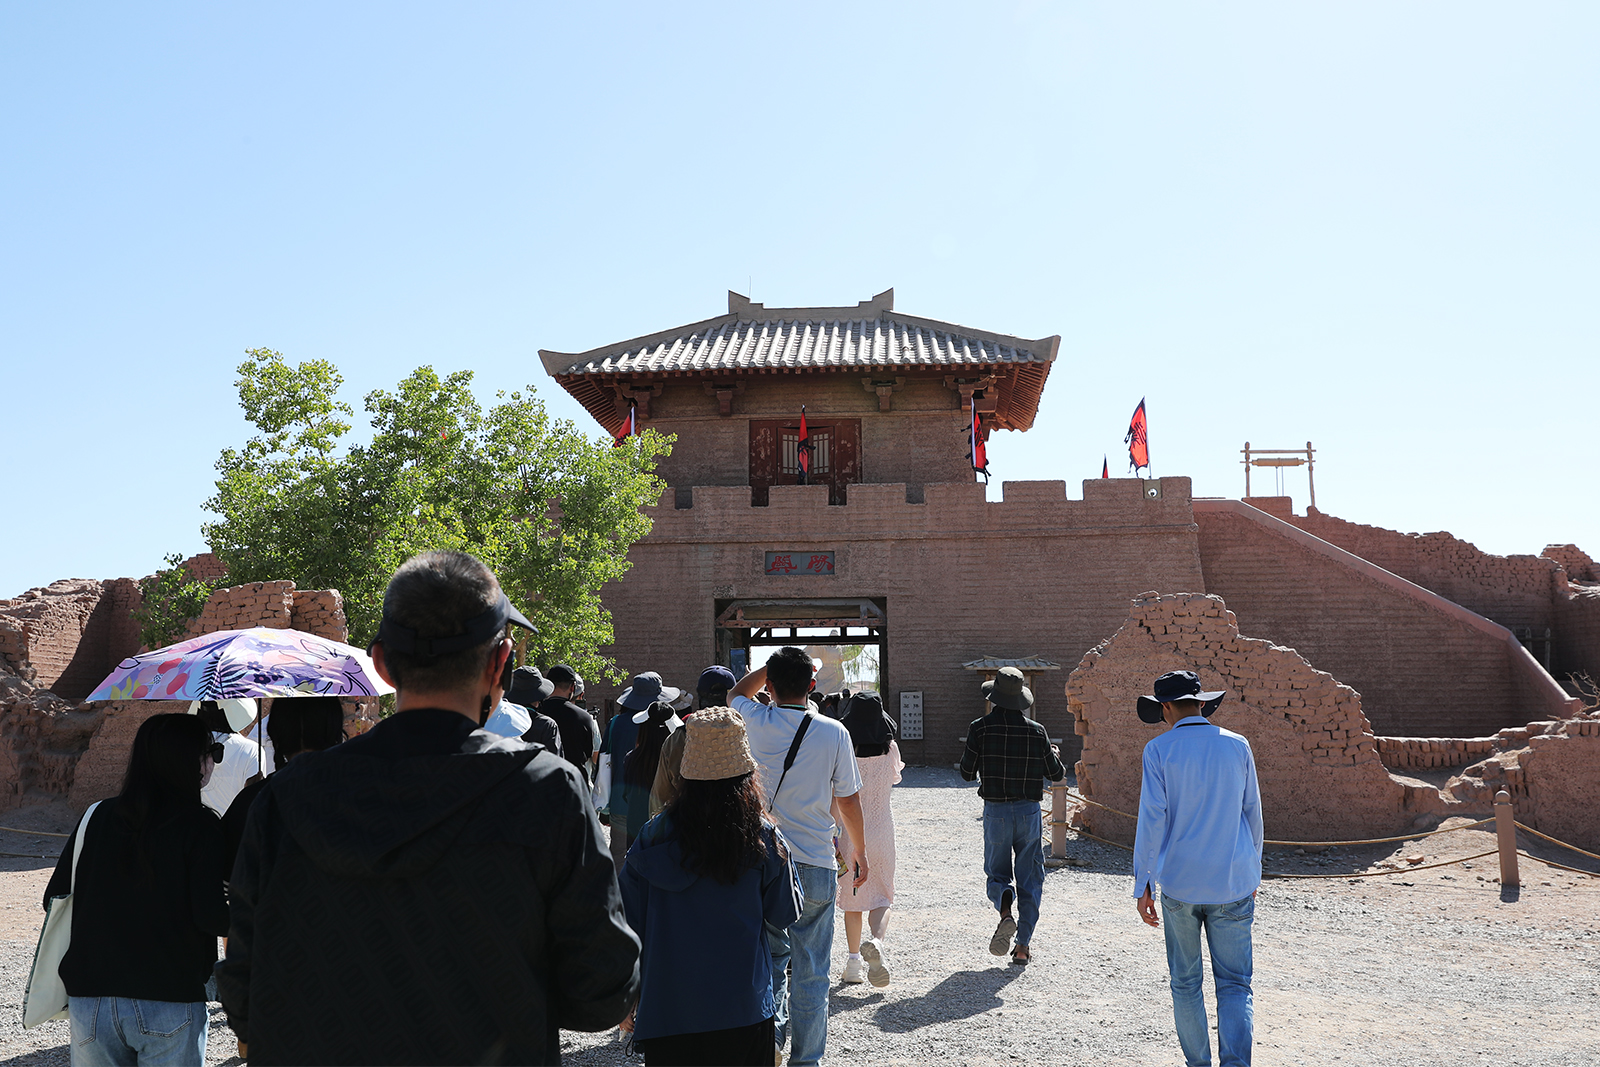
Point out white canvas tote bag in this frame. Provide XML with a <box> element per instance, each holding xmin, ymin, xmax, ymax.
<box><xmin>23</xmin><ymin>801</ymin><xmax>100</xmax><ymax>1028</ymax></box>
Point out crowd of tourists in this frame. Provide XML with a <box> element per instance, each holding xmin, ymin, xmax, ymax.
<box><xmin>39</xmin><ymin>549</ymin><xmax>1263</xmax><ymax>1067</ymax></box>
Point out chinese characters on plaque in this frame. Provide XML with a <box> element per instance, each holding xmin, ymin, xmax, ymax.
<box><xmin>764</xmin><ymin>551</ymin><xmax>835</xmax><ymax>576</ymax></box>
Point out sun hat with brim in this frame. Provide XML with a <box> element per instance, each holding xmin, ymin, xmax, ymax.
<box><xmin>188</xmin><ymin>698</ymin><xmax>257</xmax><ymax>733</ymax></box>
<box><xmin>1136</xmin><ymin>670</ymin><xmax>1227</xmax><ymax>724</ymax></box>
<box><xmin>680</xmin><ymin>708</ymin><xmax>758</xmax><ymax>781</ymax></box>
<box><xmin>507</xmin><ymin>666</ymin><xmax>555</xmax><ymax>706</ymax></box>
<box><xmin>981</xmin><ymin>666</ymin><xmax>1034</xmax><ymax>711</ymax></box>
<box><xmin>631</xmin><ymin>697</ymin><xmax>683</xmax><ymax>727</ymax></box>
<box><xmin>619</xmin><ymin>671</ymin><xmax>681</xmax><ymax>712</ymax></box>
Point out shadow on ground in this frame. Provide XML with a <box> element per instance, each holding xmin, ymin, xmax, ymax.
<box><xmin>868</xmin><ymin>967</ymin><xmax>1020</xmax><ymax>1033</ymax></box>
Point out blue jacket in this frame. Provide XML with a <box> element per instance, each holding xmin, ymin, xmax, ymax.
<box><xmin>619</xmin><ymin>813</ymin><xmax>802</xmax><ymax>1040</ymax></box>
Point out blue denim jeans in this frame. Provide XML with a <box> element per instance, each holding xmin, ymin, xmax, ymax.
<box><xmin>982</xmin><ymin>800</ymin><xmax>1044</xmax><ymax>947</ymax></box>
<box><xmin>1160</xmin><ymin>892</ymin><xmax>1255</xmax><ymax>1067</ymax></box>
<box><xmin>766</xmin><ymin>861</ymin><xmax>836</xmax><ymax>1066</ymax></box>
<box><xmin>68</xmin><ymin>996</ymin><xmax>207</xmax><ymax>1067</ymax></box>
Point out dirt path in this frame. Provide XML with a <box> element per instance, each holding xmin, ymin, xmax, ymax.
<box><xmin>2</xmin><ymin>772</ymin><xmax>1597</xmax><ymax>1066</ymax></box>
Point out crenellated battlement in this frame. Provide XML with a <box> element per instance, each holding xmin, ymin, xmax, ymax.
<box><xmin>641</xmin><ymin>476</ymin><xmax>1197</xmax><ymax>543</ymax></box>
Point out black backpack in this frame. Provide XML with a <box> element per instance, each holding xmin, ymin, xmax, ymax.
<box><xmin>839</xmin><ymin>691</ymin><xmax>896</xmax><ymax>758</ymax></box>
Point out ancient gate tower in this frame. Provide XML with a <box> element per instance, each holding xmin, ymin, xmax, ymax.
<box><xmin>541</xmin><ymin>289</ymin><xmax>1206</xmax><ymax>763</ymax></box>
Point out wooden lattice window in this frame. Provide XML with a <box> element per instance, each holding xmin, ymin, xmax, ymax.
<box><xmin>749</xmin><ymin>419</ymin><xmax>861</xmax><ymax>505</ymax></box>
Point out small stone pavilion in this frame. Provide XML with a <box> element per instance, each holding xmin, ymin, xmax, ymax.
<box><xmin>541</xmin><ymin>289</ymin><xmax>1205</xmax><ymax>764</ymax></box>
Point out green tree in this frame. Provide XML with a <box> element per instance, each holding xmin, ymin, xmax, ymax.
<box><xmin>185</xmin><ymin>348</ymin><xmax>670</xmax><ymax>684</ymax></box>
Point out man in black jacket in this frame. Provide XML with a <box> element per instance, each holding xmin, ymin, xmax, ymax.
<box><xmin>218</xmin><ymin>550</ymin><xmax>639</xmax><ymax>1065</ymax></box>
<box><xmin>537</xmin><ymin>664</ymin><xmax>599</xmax><ymax>783</ymax></box>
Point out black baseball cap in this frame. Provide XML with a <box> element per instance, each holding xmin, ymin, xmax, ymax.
<box><xmin>376</xmin><ymin>590</ymin><xmax>534</xmax><ymax>661</ymax></box>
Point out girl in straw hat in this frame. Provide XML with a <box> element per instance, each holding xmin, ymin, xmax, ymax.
<box><xmin>620</xmin><ymin>709</ymin><xmax>802</xmax><ymax>1066</ymax></box>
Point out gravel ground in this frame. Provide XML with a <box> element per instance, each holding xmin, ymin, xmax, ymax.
<box><xmin>3</xmin><ymin>771</ymin><xmax>1597</xmax><ymax>1066</ymax></box>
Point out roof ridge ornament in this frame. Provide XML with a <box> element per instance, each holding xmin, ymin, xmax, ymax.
<box><xmin>727</xmin><ymin>288</ymin><xmax>895</xmax><ymax>319</ymax></box>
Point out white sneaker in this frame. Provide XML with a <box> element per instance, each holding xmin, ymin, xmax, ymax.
<box><xmin>841</xmin><ymin>956</ymin><xmax>865</xmax><ymax>984</ymax></box>
<box><xmin>860</xmin><ymin>939</ymin><xmax>891</xmax><ymax>987</ymax></box>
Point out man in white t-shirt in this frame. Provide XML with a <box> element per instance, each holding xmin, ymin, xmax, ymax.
<box><xmin>731</xmin><ymin>647</ymin><xmax>868</xmax><ymax>1067</ymax></box>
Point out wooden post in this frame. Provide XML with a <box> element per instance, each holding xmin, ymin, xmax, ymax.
<box><xmin>1051</xmin><ymin>783</ymin><xmax>1068</xmax><ymax>859</ymax></box>
<box><xmin>1495</xmin><ymin>789</ymin><xmax>1519</xmax><ymax>888</ymax></box>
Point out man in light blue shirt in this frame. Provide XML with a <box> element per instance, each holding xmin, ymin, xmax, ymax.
<box><xmin>1132</xmin><ymin>670</ymin><xmax>1263</xmax><ymax>1067</ymax></box>
<box><xmin>731</xmin><ymin>647</ymin><xmax>867</xmax><ymax>1067</ymax></box>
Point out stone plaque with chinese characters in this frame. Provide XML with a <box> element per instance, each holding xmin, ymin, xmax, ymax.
<box><xmin>764</xmin><ymin>551</ymin><xmax>836</xmax><ymax>576</ymax></box>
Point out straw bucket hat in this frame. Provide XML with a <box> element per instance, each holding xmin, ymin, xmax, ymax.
<box><xmin>680</xmin><ymin>708</ymin><xmax>759</xmax><ymax>781</ymax></box>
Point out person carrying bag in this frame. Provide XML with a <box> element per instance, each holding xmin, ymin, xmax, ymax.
<box><xmin>23</xmin><ymin>802</ymin><xmax>101</xmax><ymax>1028</ymax></box>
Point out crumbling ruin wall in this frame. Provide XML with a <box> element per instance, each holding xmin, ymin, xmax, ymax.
<box><xmin>1285</xmin><ymin>508</ymin><xmax>1564</xmax><ymax>636</ymax></box>
<box><xmin>1194</xmin><ymin>501</ymin><xmax>1574</xmax><ymax>736</ymax></box>
<box><xmin>1445</xmin><ymin>716</ymin><xmax>1600</xmax><ymax>853</ymax></box>
<box><xmin>0</xmin><ymin>578</ymin><xmax>144</xmax><ymax>700</ymax></box>
<box><xmin>1542</xmin><ymin>544</ymin><xmax>1598</xmax><ymax>583</ymax></box>
<box><xmin>290</xmin><ymin>589</ymin><xmax>349</xmax><ymax>642</ymax></box>
<box><xmin>0</xmin><ymin>664</ymin><xmax>106</xmax><ymax>809</ymax></box>
<box><xmin>185</xmin><ymin>580</ymin><xmax>295</xmax><ymax>636</ymax></box>
<box><xmin>1065</xmin><ymin>592</ymin><xmax>1424</xmax><ymax>846</ymax></box>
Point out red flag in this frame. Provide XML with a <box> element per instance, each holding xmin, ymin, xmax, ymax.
<box><xmin>1101</xmin><ymin>456</ymin><xmax>1109</xmax><ymax>478</ymax></box>
<box><xmin>797</xmin><ymin>407</ymin><xmax>811</xmax><ymax>483</ymax></box>
<box><xmin>970</xmin><ymin>401</ymin><xmax>989</xmax><ymax>479</ymax></box>
<box><xmin>612</xmin><ymin>404</ymin><xmax>636</xmax><ymax>447</ymax></box>
<box><xmin>1124</xmin><ymin>398</ymin><xmax>1149</xmax><ymax>473</ymax></box>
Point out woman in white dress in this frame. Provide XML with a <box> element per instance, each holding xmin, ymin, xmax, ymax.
<box><xmin>834</xmin><ymin>692</ymin><xmax>903</xmax><ymax>987</ymax></box>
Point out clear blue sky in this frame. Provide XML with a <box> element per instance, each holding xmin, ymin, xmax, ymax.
<box><xmin>3</xmin><ymin>3</ymin><xmax>1595</xmax><ymax>597</ymax></box>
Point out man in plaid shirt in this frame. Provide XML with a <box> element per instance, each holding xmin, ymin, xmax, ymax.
<box><xmin>960</xmin><ymin>666</ymin><xmax>1066</xmax><ymax>964</ymax></box>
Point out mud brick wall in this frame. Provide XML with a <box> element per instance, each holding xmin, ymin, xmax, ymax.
<box><xmin>1542</xmin><ymin>544</ymin><xmax>1598</xmax><ymax>583</ymax></box>
<box><xmin>1285</xmin><ymin>507</ymin><xmax>1563</xmax><ymax>635</ymax></box>
<box><xmin>1375</xmin><ymin>735</ymin><xmax>1499</xmax><ymax>772</ymax></box>
<box><xmin>0</xmin><ymin>578</ymin><xmax>144</xmax><ymax>700</ymax></box>
<box><xmin>291</xmin><ymin>589</ymin><xmax>349</xmax><ymax>642</ymax></box>
<box><xmin>1552</xmin><ymin>586</ymin><xmax>1600</xmax><ymax>683</ymax></box>
<box><xmin>1447</xmin><ymin>717</ymin><xmax>1600</xmax><ymax>852</ymax></box>
<box><xmin>0</xmin><ymin>666</ymin><xmax>105</xmax><ymax>811</ymax></box>
<box><xmin>1064</xmin><ymin>592</ymin><xmax>1417</xmax><ymax>846</ymax></box>
<box><xmin>593</xmin><ymin>476</ymin><xmax>1207</xmax><ymax>766</ymax></box>
<box><xmin>186</xmin><ymin>581</ymin><xmax>295</xmax><ymax>636</ymax></box>
<box><xmin>66</xmin><ymin>700</ymin><xmax>173</xmax><ymax>809</ymax></box>
<box><xmin>645</xmin><ymin>375</ymin><xmax>977</xmax><ymax>498</ymax></box>
<box><xmin>1195</xmin><ymin>504</ymin><xmax>1540</xmax><ymax>736</ymax></box>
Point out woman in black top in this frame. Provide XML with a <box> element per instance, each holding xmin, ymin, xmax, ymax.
<box><xmin>44</xmin><ymin>712</ymin><xmax>229</xmax><ymax>1066</ymax></box>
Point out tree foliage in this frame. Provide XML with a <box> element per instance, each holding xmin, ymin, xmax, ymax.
<box><xmin>132</xmin><ymin>554</ymin><xmax>225</xmax><ymax>650</ymax></box>
<box><xmin>191</xmin><ymin>348</ymin><xmax>671</xmax><ymax>684</ymax></box>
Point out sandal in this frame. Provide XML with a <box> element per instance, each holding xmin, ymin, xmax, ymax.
<box><xmin>989</xmin><ymin>915</ymin><xmax>1017</xmax><ymax>956</ymax></box>
<box><xmin>1010</xmin><ymin>945</ymin><xmax>1031</xmax><ymax>965</ymax></box>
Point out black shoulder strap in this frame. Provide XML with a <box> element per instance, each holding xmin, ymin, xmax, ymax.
<box><xmin>767</xmin><ymin>711</ymin><xmax>815</xmax><ymax>810</ymax></box>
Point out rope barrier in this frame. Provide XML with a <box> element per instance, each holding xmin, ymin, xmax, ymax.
<box><xmin>1262</xmin><ymin>849</ymin><xmax>1498</xmax><ymax>880</ymax></box>
<box><xmin>1058</xmin><ymin>788</ymin><xmax>1496</xmax><ymax>848</ymax></box>
<box><xmin>1517</xmin><ymin>851</ymin><xmax>1600</xmax><ymax>878</ymax></box>
<box><xmin>1514</xmin><ymin>822</ymin><xmax>1600</xmax><ymax>862</ymax></box>
<box><xmin>0</xmin><ymin>826</ymin><xmax>70</xmax><ymax>838</ymax></box>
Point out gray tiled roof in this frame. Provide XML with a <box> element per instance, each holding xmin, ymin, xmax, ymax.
<box><xmin>544</xmin><ymin>316</ymin><xmax>1051</xmax><ymax>376</ymax></box>
<box><xmin>541</xmin><ymin>289</ymin><xmax>1059</xmax><ymax>435</ymax></box>
<box><xmin>539</xmin><ymin>289</ymin><xmax>1057</xmax><ymax>377</ymax></box>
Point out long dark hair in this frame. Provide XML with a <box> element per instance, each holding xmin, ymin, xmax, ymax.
<box><xmin>265</xmin><ymin>696</ymin><xmax>346</xmax><ymax>770</ymax></box>
<box><xmin>118</xmin><ymin>713</ymin><xmax>213</xmax><ymax>876</ymax></box>
<box><xmin>666</xmin><ymin>772</ymin><xmax>774</xmax><ymax>885</ymax></box>
<box><xmin>623</xmin><ymin>702</ymin><xmax>674</xmax><ymax>788</ymax></box>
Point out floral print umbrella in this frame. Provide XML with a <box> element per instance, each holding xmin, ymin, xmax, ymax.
<box><xmin>88</xmin><ymin>627</ymin><xmax>394</xmax><ymax>702</ymax></box>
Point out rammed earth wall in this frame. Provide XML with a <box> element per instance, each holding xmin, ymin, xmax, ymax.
<box><xmin>595</xmin><ymin>477</ymin><xmax>1207</xmax><ymax>766</ymax></box>
<box><xmin>1064</xmin><ymin>592</ymin><xmax>1422</xmax><ymax>847</ymax></box>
